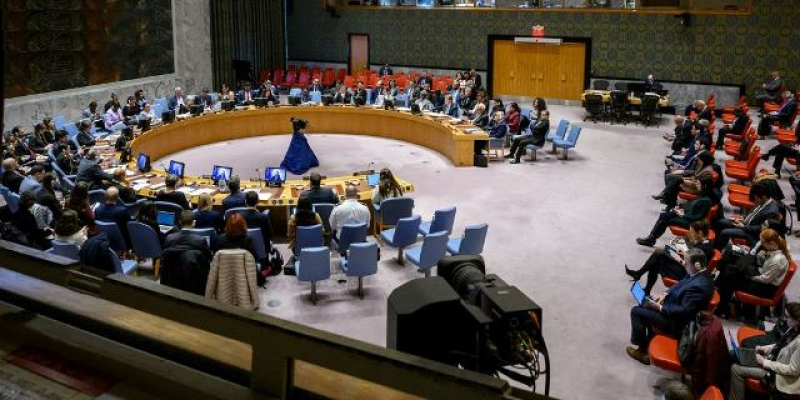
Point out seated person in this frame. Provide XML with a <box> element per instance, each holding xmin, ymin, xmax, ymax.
<box><xmin>485</xmin><ymin>111</ymin><xmax>507</xmax><ymax>138</ymax></box>
<box><xmin>27</xmin><ymin>124</ymin><xmax>49</xmax><ymax>154</ymax></box>
<box><xmin>112</xmin><ymin>169</ymin><xmax>138</xmax><ymax>204</ymax></box>
<box><xmin>121</xmin><ymin>96</ymin><xmax>141</xmax><ymax>125</ymax></box>
<box><xmin>94</xmin><ymin>186</ymin><xmax>132</xmax><ymax>245</ymax></box>
<box><xmin>300</xmin><ymin>172</ymin><xmax>339</xmax><ymax>205</ymax></box>
<box><xmin>237</xmin><ymin>191</ymin><xmax>273</xmax><ymax>251</ymax></box>
<box><xmin>76</xmin><ymin>120</ymin><xmax>97</xmax><ymax>148</ymax></box>
<box><xmin>627</xmin><ymin>220</ymin><xmax>714</xmax><ymax>296</ymax></box>
<box><xmin>222</xmin><ymin>175</ymin><xmax>246</xmax><ymax>211</ymax></box>
<box><xmin>104</xmin><ymin>101</ymin><xmax>127</xmax><ymax>132</ymax></box>
<box><xmin>137</xmin><ymin>201</ymin><xmax>167</xmax><ymax>245</ymax></box>
<box><xmin>193</xmin><ymin>193</ymin><xmax>223</xmax><ymax>232</ymax></box>
<box><xmin>716</xmin><ymin>108</ymin><xmax>749</xmax><ymax>150</ymax></box>
<box><xmin>713</xmin><ymin>182</ymin><xmax>781</xmax><ymax>249</ymax></box>
<box><xmin>216</xmin><ymin>213</ymin><xmax>256</xmax><ymax>259</ymax></box>
<box><xmin>53</xmin><ymin>143</ymin><xmax>78</xmax><ymax>175</ymax></box>
<box><xmin>414</xmin><ymin>91</ymin><xmax>434</xmax><ymax>112</ymax></box>
<box><xmin>654</xmin><ymin>152</ymin><xmax>715</xmax><ymax>211</ymax></box>
<box><xmin>755</xmin><ymin>71</ymin><xmax>783</xmax><ymax>105</ymax></box>
<box><xmin>287</xmin><ymin>196</ymin><xmax>322</xmax><ymax>255</ymax></box>
<box><xmin>1</xmin><ymin>158</ymin><xmax>24</xmax><ymax>193</ymax></box>
<box><xmin>459</xmin><ymin>87</ymin><xmax>475</xmax><ymax>112</ymax></box>
<box><xmin>160</xmin><ymin>210</ymin><xmax>213</xmax><ymax>296</ymax></box>
<box><xmin>663</xmin><ymin>116</ymin><xmax>693</xmax><ymax>154</ymax></box>
<box><xmin>626</xmin><ymin>248</ymin><xmax>713</xmax><ymax>365</ymax></box>
<box><xmin>237</xmin><ymin>82</ymin><xmax>258</xmax><ymax>105</ymax></box>
<box><xmin>156</xmin><ymin>174</ymin><xmax>190</xmax><ymax>210</ymax></box>
<box><xmin>761</xmin><ymin>142</ymin><xmax>800</xmax><ymax>178</ymax></box>
<box><xmin>372</xmin><ymin>168</ymin><xmax>404</xmax><ymax>206</ymax></box>
<box><xmin>505</xmin><ymin>102</ymin><xmax>522</xmax><ymax>135</ymax></box>
<box><xmin>19</xmin><ymin>164</ymin><xmax>45</xmax><ymax>196</ymax></box>
<box><xmin>442</xmin><ymin>94</ymin><xmax>460</xmax><ymax>118</ymax></box>
<box><xmin>507</xmin><ymin>110</ymin><xmax>550</xmax><ymax>164</ymax></box>
<box><xmin>715</xmin><ymin>228</ymin><xmax>790</xmax><ymax>318</ymax></box>
<box><xmin>138</xmin><ymin>103</ymin><xmax>160</xmax><ymax>128</ymax></box>
<box><xmin>729</xmin><ymin>302</ymin><xmax>800</xmax><ymax>400</ymax></box>
<box><xmin>684</xmin><ymin>100</ymin><xmax>712</xmax><ymax>122</ymax></box>
<box><xmin>333</xmin><ymin>85</ymin><xmax>352</xmax><ymax>104</ymax></box>
<box><xmin>637</xmin><ymin>174</ymin><xmax>715</xmax><ymax>247</ymax></box>
<box><xmin>330</xmin><ymin>185</ymin><xmax>370</xmax><ymax>239</ymax></box>
<box><xmin>431</xmin><ymin>90</ymin><xmax>445</xmax><ymax>112</ymax></box>
<box><xmin>76</xmin><ymin>150</ymin><xmax>114</xmax><ymax>190</ymax></box>
<box><xmin>54</xmin><ymin>210</ymin><xmax>87</xmax><ymax>247</ymax></box>
<box><xmin>353</xmin><ymin>82</ymin><xmax>368</xmax><ymax>106</ymax></box>
<box><xmin>82</xmin><ymin>101</ymin><xmax>101</xmax><ymax>121</ymax></box>
<box><xmin>757</xmin><ymin>91</ymin><xmax>797</xmax><ymax>138</ymax></box>
<box><xmin>470</xmin><ymin>103</ymin><xmax>490</xmax><ymax>128</ymax></box>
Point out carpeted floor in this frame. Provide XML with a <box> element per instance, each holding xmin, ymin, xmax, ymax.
<box><xmin>156</xmin><ymin>105</ymin><xmax>799</xmax><ymax>400</ymax></box>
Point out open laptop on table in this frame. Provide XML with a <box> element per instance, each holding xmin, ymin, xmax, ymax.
<box><xmin>156</xmin><ymin>211</ymin><xmax>176</xmax><ymax>234</ymax></box>
<box><xmin>729</xmin><ymin>329</ymin><xmax>759</xmax><ymax>367</ymax></box>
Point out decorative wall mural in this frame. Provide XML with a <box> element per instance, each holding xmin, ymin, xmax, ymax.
<box><xmin>3</xmin><ymin>0</ymin><xmax>174</xmax><ymax>97</ymax></box>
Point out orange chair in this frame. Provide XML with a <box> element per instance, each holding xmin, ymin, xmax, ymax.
<box><xmin>735</xmin><ymin>262</ymin><xmax>797</xmax><ymax>318</ymax></box>
<box><xmin>725</xmin><ymin>128</ymin><xmax>756</xmax><ymax>158</ymax></box>
<box><xmin>336</xmin><ymin>68</ymin><xmax>346</xmax><ymax>83</ymax></box>
<box><xmin>322</xmin><ymin>68</ymin><xmax>335</xmax><ymax>87</ymax></box>
<box><xmin>679</xmin><ymin>172</ymin><xmax>720</xmax><ymax>201</ymax></box>
<box><xmin>668</xmin><ymin>205</ymin><xmax>719</xmax><ymax>238</ymax></box>
<box><xmin>284</xmin><ymin>70</ymin><xmax>297</xmax><ymax>87</ymax></box>
<box><xmin>699</xmin><ymin>386</ymin><xmax>724</xmax><ymax>400</ymax></box>
<box><xmin>648</xmin><ymin>335</ymin><xmax>682</xmax><ymax>372</ymax></box>
<box><xmin>728</xmin><ymin>192</ymin><xmax>755</xmax><ymax>210</ymax></box>
<box><xmin>343</xmin><ymin>75</ymin><xmax>355</xmax><ymax>89</ymax></box>
<box><xmin>272</xmin><ymin>68</ymin><xmax>285</xmax><ymax>86</ymax></box>
<box><xmin>723</xmin><ymin>120</ymin><xmax>753</xmax><ymax>143</ymax></box>
<box><xmin>725</xmin><ymin>146</ymin><xmax>761</xmax><ymax>181</ymax></box>
<box><xmin>735</xmin><ymin>327</ymin><xmax>771</xmax><ymax>396</ymax></box>
<box><xmin>295</xmin><ymin>70</ymin><xmax>309</xmax><ymax>88</ymax></box>
<box><xmin>722</xmin><ymin>96</ymin><xmax>749</xmax><ymax>124</ymax></box>
<box><xmin>366</xmin><ymin>74</ymin><xmax>379</xmax><ymax>89</ymax></box>
<box><xmin>777</xmin><ymin>127</ymin><xmax>797</xmax><ymax>145</ymax></box>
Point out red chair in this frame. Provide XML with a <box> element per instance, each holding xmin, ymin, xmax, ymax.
<box><xmin>707</xmin><ymin>93</ymin><xmax>716</xmax><ymax>113</ymax></box>
<box><xmin>725</xmin><ymin>128</ymin><xmax>756</xmax><ymax>158</ymax></box>
<box><xmin>722</xmin><ymin>96</ymin><xmax>749</xmax><ymax>124</ymax></box>
<box><xmin>343</xmin><ymin>75</ymin><xmax>355</xmax><ymax>89</ymax></box>
<box><xmin>284</xmin><ymin>70</ymin><xmax>297</xmax><ymax>87</ymax></box>
<box><xmin>648</xmin><ymin>334</ymin><xmax>682</xmax><ymax>372</ymax></box>
<box><xmin>299</xmin><ymin>65</ymin><xmax>309</xmax><ymax>75</ymax></box>
<box><xmin>735</xmin><ymin>262</ymin><xmax>797</xmax><ymax>318</ymax></box>
<box><xmin>668</xmin><ymin>205</ymin><xmax>719</xmax><ymax>238</ymax></box>
<box><xmin>311</xmin><ymin>68</ymin><xmax>322</xmax><ymax>83</ymax></box>
<box><xmin>777</xmin><ymin>127</ymin><xmax>797</xmax><ymax>145</ymax></box>
<box><xmin>679</xmin><ymin>172</ymin><xmax>720</xmax><ymax>201</ymax></box>
<box><xmin>728</xmin><ymin>191</ymin><xmax>755</xmax><ymax>210</ymax></box>
<box><xmin>258</xmin><ymin>69</ymin><xmax>270</xmax><ymax>84</ymax></box>
<box><xmin>336</xmin><ymin>68</ymin><xmax>346</xmax><ymax>83</ymax></box>
<box><xmin>736</xmin><ymin>327</ymin><xmax>771</xmax><ymax>396</ymax></box>
<box><xmin>723</xmin><ymin>120</ymin><xmax>753</xmax><ymax>143</ymax></box>
<box><xmin>699</xmin><ymin>386</ymin><xmax>724</xmax><ymax>400</ymax></box>
<box><xmin>366</xmin><ymin>74</ymin><xmax>379</xmax><ymax>89</ymax></box>
<box><xmin>272</xmin><ymin>68</ymin><xmax>285</xmax><ymax>86</ymax></box>
<box><xmin>322</xmin><ymin>68</ymin><xmax>335</xmax><ymax>87</ymax></box>
<box><xmin>296</xmin><ymin>70</ymin><xmax>310</xmax><ymax>88</ymax></box>
<box><xmin>725</xmin><ymin>146</ymin><xmax>761</xmax><ymax>181</ymax></box>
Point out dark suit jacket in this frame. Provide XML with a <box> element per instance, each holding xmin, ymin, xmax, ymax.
<box><xmin>776</xmin><ymin>99</ymin><xmax>797</xmax><ymax>124</ymax></box>
<box><xmin>661</xmin><ymin>270</ymin><xmax>714</xmax><ymax>325</ymax></box>
<box><xmin>728</xmin><ymin>115</ymin><xmax>749</xmax><ymax>134</ymax></box>
<box><xmin>1</xmin><ymin>170</ymin><xmax>23</xmax><ymax>194</ymax></box>
<box><xmin>764</xmin><ymin>78</ymin><xmax>782</xmax><ymax>99</ymax></box>
<box><xmin>237</xmin><ymin>208</ymin><xmax>273</xmax><ymax>249</ymax></box>
<box><xmin>76</xmin><ymin>158</ymin><xmax>112</xmax><ymax>189</ymax></box>
<box><xmin>417</xmin><ymin>77</ymin><xmax>432</xmax><ymax>87</ymax></box>
<box><xmin>308</xmin><ymin>84</ymin><xmax>324</xmax><ymax>93</ymax></box>
<box><xmin>95</xmin><ymin>203</ymin><xmax>132</xmax><ymax>243</ymax></box>
<box><xmin>222</xmin><ymin>192</ymin><xmax>247</xmax><ymax>211</ymax></box>
<box><xmin>487</xmin><ymin>120</ymin><xmax>507</xmax><ymax>139</ymax></box>
<box><xmin>530</xmin><ymin>120</ymin><xmax>551</xmax><ymax>147</ymax></box>
<box><xmin>472</xmin><ymin>113</ymin><xmax>489</xmax><ymax>128</ymax></box>
<box><xmin>301</xmin><ymin>187</ymin><xmax>339</xmax><ymax>205</ymax></box>
<box><xmin>380</xmin><ymin>67</ymin><xmax>393</xmax><ymax>76</ymax></box>
<box><xmin>697</xmin><ymin>107</ymin><xmax>712</xmax><ymax>122</ymax></box>
<box><xmin>444</xmin><ymin>103</ymin><xmax>460</xmax><ymax>118</ymax></box>
<box><xmin>236</xmin><ymin>90</ymin><xmax>259</xmax><ymax>104</ymax></box>
<box><xmin>473</xmin><ymin>74</ymin><xmax>482</xmax><ymax>88</ymax></box>
<box><xmin>194</xmin><ymin>209</ymin><xmax>223</xmax><ymax>232</ymax></box>
<box><xmin>161</xmin><ymin>230</ymin><xmax>213</xmax><ymax>295</ymax></box>
<box><xmin>333</xmin><ymin>92</ymin><xmax>352</xmax><ymax>104</ymax></box>
<box><xmin>156</xmin><ymin>190</ymin><xmax>190</xmax><ymax>210</ymax></box>
<box><xmin>742</xmin><ymin>200</ymin><xmax>781</xmax><ymax>235</ymax></box>
<box><xmin>76</xmin><ymin>131</ymin><xmax>96</xmax><ymax>147</ymax></box>
<box><xmin>167</xmin><ymin>95</ymin><xmax>185</xmax><ymax>111</ymax></box>
<box><xmin>56</xmin><ymin>152</ymin><xmax>77</xmax><ymax>175</ymax></box>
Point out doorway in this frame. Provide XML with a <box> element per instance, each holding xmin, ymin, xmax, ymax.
<box><xmin>348</xmin><ymin>34</ymin><xmax>369</xmax><ymax>74</ymax></box>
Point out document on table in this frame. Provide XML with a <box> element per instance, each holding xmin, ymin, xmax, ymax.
<box><xmin>258</xmin><ymin>192</ymin><xmax>273</xmax><ymax>201</ymax></box>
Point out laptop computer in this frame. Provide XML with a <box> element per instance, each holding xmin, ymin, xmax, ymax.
<box><xmin>630</xmin><ymin>281</ymin><xmax>649</xmax><ymax>306</ymax></box>
<box><xmin>729</xmin><ymin>329</ymin><xmax>759</xmax><ymax>367</ymax></box>
<box><xmin>156</xmin><ymin>211</ymin><xmax>175</xmax><ymax>227</ymax></box>
<box><xmin>367</xmin><ymin>173</ymin><xmax>380</xmax><ymax>187</ymax></box>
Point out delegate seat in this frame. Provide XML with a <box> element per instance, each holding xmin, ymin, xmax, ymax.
<box><xmin>322</xmin><ymin>68</ymin><xmax>335</xmax><ymax>87</ymax></box>
<box><xmin>295</xmin><ymin>224</ymin><xmax>324</xmax><ymax>255</ymax></box>
<box><xmin>583</xmin><ymin>94</ymin><xmax>605</xmax><ymax>123</ymax></box>
<box><xmin>446</xmin><ymin>223</ymin><xmax>488</xmax><ymax>256</ymax></box>
<box><xmin>648</xmin><ymin>334</ymin><xmax>682</xmax><ymax>373</ymax></box>
<box><xmin>374</xmin><ymin>197</ymin><xmax>414</xmax><ymax>238</ymax></box>
<box><xmin>380</xmin><ymin>215</ymin><xmax>421</xmax><ymax>265</ymax></box>
<box><xmin>110</xmin><ymin>248</ymin><xmax>138</xmax><ymax>276</ymax></box>
<box><xmin>419</xmin><ymin>206</ymin><xmax>456</xmax><ymax>236</ymax></box>
<box><xmin>296</xmin><ymin>246</ymin><xmax>330</xmax><ymax>305</ymax></box>
<box><xmin>725</xmin><ymin>146</ymin><xmax>761</xmax><ymax>181</ymax></box>
<box><xmin>333</xmin><ymin>223</ymin><xmax>368</xmax><ymax>257</ymax></box>
<box><xmin>405</xmin><ymin>231</ymin><xmax>449</xmax><ymax>277</ymax></box>
<box><xmin>272</xmin><ymin>69</ymin><xmax>285</xmax><ymax>86</ymax></box>
<box><xmin>247</xmin><ymin>228</ymin><xmax>269</xmax><ymax>268</ymax></box>
<box><xmin>340</xmin><ymin>242</ymin><xmax>379</xmax><ymax>299</ymax></box>
<box><xmin>699</xmin><ymin>386</ymin><xmax>724</xmax><ymax>400</ymax></box>
<box><xmin>545</xmin><ymin>120</ymin><xmax>570</xmax><ymax>149</ymax></box>
<box><xmin>46</xmin><ymin>239</ymin><xmax>81</xmax><ymax>261</ymax></box>
<box><xmin>312</xmin><ymin>203</ymin><xmax>336</xmax><ymax>240</ymax></box>
<box><xmin>735</xmin><ymin>262</ymin><xmax>796</xmax><ymax>319</ymax></box>
<box><xmin>736</xmin><ymin>327</ymin><xmax>772</xmax><ymax>396</ymax></box>
<box><xmin>189</xmin><ymin>228</ymin><xmax>217</xmax><ymax>250</ymax></box>
<box><xmin>552</xmin><ymin>125</ymin><xmax>583</xmax><ymax>160</ymax></box>
<box><xmin>95</xmin><ymin>220</ymin><xmax>127</xmax><ymax>254</ymax></box>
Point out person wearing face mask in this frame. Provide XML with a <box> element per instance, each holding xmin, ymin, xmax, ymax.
<box><xmin>714</xmin><ymin>228</ymin><xmax>790</xmax><ymax>319</ymax></box>
<box><xmin>730</xmin><ymin>302</ymin><xmax>800</xmax><ymax>400</ymax></box>
<box><xmin>626</xmin><ymin>248</ymin><xmax>714</xmax><ymax>365</ymax></box>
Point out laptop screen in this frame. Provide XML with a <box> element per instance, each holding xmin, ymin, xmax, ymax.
<box><xmin>156</xmin><ymin>211</ymin><xmax>175</xmax><ymax>226</ymax></box>
<box><xmin>630</xmin><ymin>281</ymin><xmax>646</xmax><ymax>306</ymax></box>
<box><xmin>367</xmin><ymin>173</ymin><xmax>380</xmax><ymax>187</ymax></box>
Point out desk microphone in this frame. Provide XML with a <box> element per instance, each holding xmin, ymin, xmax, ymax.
<box><xmin>159</xmin><ymin>161</ymin><xmax>168</xmax><ymax>173</ymax></box>
<box><xmin>365</xmin><ymin>161</ymin><xmax>375</xmax><ymax>173</ymax></box>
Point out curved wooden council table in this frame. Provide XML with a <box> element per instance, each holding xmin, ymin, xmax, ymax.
<box><xmin>131</xmin><ymin>106</ymin><xmax>488</xmax><ymax>168</ymax></box>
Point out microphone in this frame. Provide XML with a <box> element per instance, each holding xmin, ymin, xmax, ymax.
<box><xmin>356</xmin><ymin>161</ymin><xmax>375</xmax><ymax>176</ymax></box>
<box><xmin>159</xmin><ymin>161</ymin><xmax>168</xmax><ymax>173</ymax></box>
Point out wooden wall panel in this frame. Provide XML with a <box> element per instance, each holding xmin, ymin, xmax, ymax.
<box><xmin>491</xmin><ymin>40</ymin><xmax>586</xmax><ymax>100</ymax></box>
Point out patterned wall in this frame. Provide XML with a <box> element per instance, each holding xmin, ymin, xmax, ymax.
<box><xmin>3</xmin><ymin>0</ymin><xmax>174</xmax><ymax>98</ymax></box>
<box><xmin>288</xmin><ymin>0</ymin><xmax>799</xmax><ymax>97</ymax></box>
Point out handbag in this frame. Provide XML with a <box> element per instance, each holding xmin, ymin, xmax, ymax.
<box><xmin>678</xmin><ymin>316</ymin><xmax>699</xmax><ymax>368</ymax></box>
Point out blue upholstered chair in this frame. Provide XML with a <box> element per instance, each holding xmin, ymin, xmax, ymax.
<box><xmin>334</xmin><ymin>223</ymin><xmax>368</xmax><ymax>256</ymax></box>
<box><xmin>247</xmin><ymin>228</ymin><xmax>268</xmax><ymax>266</ymax></box>
<box><xmin>380</xmin><ymin>215</ymin><xmax>421</xmax><ymax>265</ymax></box>
<box><xmin>88</xmin><ymin>189</ymin><xmax>106</xmax><ymax>206</ymax></box>
<box><xmin>374</xmin><ymin>196</ymin><xmax>414</xmax><ymax>239</ymax></box>
<box><xmin>127</xmin><ymin>222</ymin><xmax>162</xmax><ymax>275</ymax></box>
<box><xmin>296</xmin><ymin>246</ymin><xmax>331</xmax><ymax>304</ymax></box>
<box><xmin>53</xmin><ymin>115</ymin><xmax>68</xmax><ymax>130</ymax></box>
<box><xmin>124</xmin><ymin>198</ymin><xmax>148</xmax><ymax>219</ymax></box>
<box><xmin>419</xmin><ymin>206</ymin><xmax>456</xmax><ymax>236</ymax></box>
<box><xmin>63</xmin><ymin>122</ymin><xmax>79</xmax><ymax>138</ymax></box>
<box><xmin>3</xmin><ymin>191</ymin><xmax>19</xmax><ymax>213</ymax></box>
<box><xmin>312</xmin><ymin>203</ymin><xmax>335</xmax><ymax>238</ymax></box>
<box><xmin>553</xmin><ymin>125</ymin><xmax>583</xmax><ymax>160</ymax></box>
<box><xmin>296</xmin><ymin>224</ymin><xmax>324</xmax><ymax>254</ymax></box>
<box><xmin>47</xmin><ymin>239</ymin><xmax>81</xmax><ymax>261</ymax></box>
<box><xmin>289</xmin><ymin>88</ymin><xmax>302</xmax><ymax>98</ymax></box>
<box><xmin>190</xmin><ymin>228</ymin><xmax>218</xmax><ymax>250</ymax></box>
<box><xmin>96</xmin><ymin>220</ymin><xmax>126</xmax><ymax>253</ymax></box>
<box><xmin>446</xmin><ymin>223</ymin><xmax>489</xmax><ymax>256</ymax></box>
<box><xmin>154</xmin><ymin>200</ymin><xmax>185</xmax><ymax>214</ymax></box>
<box><xmin>340</xmin><ymin>242</ymin><xmax>379</xmax><ymax>299</ymax></box>
<box><xmin>110</xmin><ymin>248</ymin><xmax>138</xmax><ymax>275</ymax></box>
<box><xmin>405</xmin><ymin>231</ymin><xmax>449</xmax><ymax>277</ymax></box>
<box><xmin>546</xmin><ymin>119</ymin><xmax>571</xmax><ymax>155</ymax></box>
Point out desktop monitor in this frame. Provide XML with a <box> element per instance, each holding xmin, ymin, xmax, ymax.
<box><xmin>190</xmin><ymin>104</ymin><xmax>204</xmax><ymax>116</ymax></box>
<box><xmin>168</xmin><ymin>160</ymin><xmax>185</xmax><ymax>178</ymax></box>
<box><xmin>288</xmin><ymin>96</ymin><xmax>302</xmax><ymax>106</ymax></box>
<box><xmin>265</xmin><ymin>167</ymin><xmax>287</xmax><ymax>185</ymax></box>
<box><xmin>156</xmin><ymin>211</ymin><xmax>175</xmax><ymax>227</ymax></box>
<box><xmin>161</xmin><ymin>110</ymin><xmax>176</xmax><ymax>124</ymax></box>
<box><xmin>211</xmin><ymin>165</ymin><xmax>233</xmax><ymax>183</ymax></box>
<box><xmin>254</xmin><ymin>97</ymin><xmax>268</xmax><ymax>108</ymax></box>
<box><xmin>136</xmin><ymin>153</ymin><xmax>151</xmax><ymax>173</ymax></box>
<box><xmin>221</xmin><ymin>100</ymin><xmax>236</xmax><ymax>111</ymax></box>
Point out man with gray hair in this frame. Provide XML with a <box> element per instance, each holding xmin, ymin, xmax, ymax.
<box><xmin>94</xmin><ymin>186</ymin><xmax>133</xmax><ymax>246</ymax></box>
<box><xmin>76</xmin><ymin>149</ymin><xmax>113</xmax><ymax>190</ymax></box>
<box><xmin>329</xmin><ymin>184</ymin><xmax>370</xmax><ymax>239</ymax></box>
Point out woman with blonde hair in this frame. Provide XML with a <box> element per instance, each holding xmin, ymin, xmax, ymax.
<box><xmin>193</xmin><ymin>193</ymin><xmax>223</xmax><ymax>232</ymax></box>
<box><xmin>715</xmin><ymin>228</ymin><xmax>791</xmax><ymax>318</ymax></box>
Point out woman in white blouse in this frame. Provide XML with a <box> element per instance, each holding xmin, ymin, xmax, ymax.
<box><xmin>54</xmin><ymin>210</ymin><xmax>87</xmax><ymax>247</ymax></box>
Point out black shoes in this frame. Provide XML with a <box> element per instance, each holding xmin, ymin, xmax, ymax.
<box><xmin>651</xmin><ymin>193</ymin><xmax>664</xmax><ymax>201</ymax></box>
<box><xmin>625</xmin><ymin>264</ymin><xmax>640</xmax><ymax>281</ymax></box>
<box><xmin>504</xmin><ymin>153</ymin><xmax>514</xmax><ymax>159</ymax></box>
<box><xmin>761</xmin><ymin>154</ymin><xmax>770</xmax><ymax>161</ymax></box>
<box><xmin>509</xmin><ymin>159</ymin><xmax>521</xmax><ymax>164</ymax></box>
<box><xmin>636</xmin><ymin>236</ymin><xmax>656</xmax><ymax>247</ymax></box>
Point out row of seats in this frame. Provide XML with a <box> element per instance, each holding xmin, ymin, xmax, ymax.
<box><xmin>265</xmin><ymin>65</ymin><xmax>459</xmax><ymax>91</ymax></box>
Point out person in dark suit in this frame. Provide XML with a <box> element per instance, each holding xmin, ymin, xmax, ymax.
<box><xmin>442</xmin><ymin>94</ymin><xmax>460</xmax><ymax>118</ymax></box>
<box><xmin>762</xmin><ymin>142</ymin><xmax>800</xmax><ymax>178</ymax></box>
<box><xmin>470</xmin><ymin>103</ymin><xmax>490</xmax><ymax>128</ymax></box>
<box><xmin>237</xmin><ymin>191</ymin><xmax>273</xmax><ymax>251</ymax></box>
<box><xmin>636</xmin><ymin>174</ymin><xmax>715</xmax><ymax>246</ymax></box>
<box><xmin>663</xmin><ymin>116</ymin><xmax>693</xmax><ymax>155</ymax></box>
<box><xmin>168</xmin><ymin>87</ymin><xmax>187</xmax><ymax>113</ymax></box>
<box><xmin>222</xmin><ymin>175</ymin><xmax>247</xmax><ymax>211</ymax></box>
<box><xmin>332</xmin><ymin>85</ymin><xmax>352</xmax><ymax>104</ymax></box>
<box><xmin>469</xmin><ymin>69</ymin><xmax>481</xmax><ymax>89</ymax></box>
<box><xmin>353</xmin><ymin>82</ymin><xmax>368</xmax><ymax>106</ymax></box>
<box><xmin>508</xmin><ymin>110</ymin><xmax>550</xmax><ymax>164</ymax></box>
<box><xmin>237</xmin><ymin>82</ymin><xmax>259</xmax><ymax>105</ymax></box>
<box><xmin>417</xmin><ymin>71</ymin><xmax>432</xmax><ymax>88</ymax></box>
<box><xmin>54</xmin><ymin>130</ymin><xmax>78</xmax><ymax>153</ymax></box>
<box><xmin>626</xmin><ymin>248</ymin><xmax>714</xmax><ymax>365</ymax></box>
<box><xmin>687</xmin><ymin>100</ymin><xmax>712</xmax><ymax>122</ymax></box>
<box><xmin>122</xmin><ymin>96</ymin><xmax>141</xmax><ymax>124</ymax></box>
<box><xmin>307</xmin><ymin>78</ymin><xmax>324</xmax><ymax>94</ymax></box>
<box><xmin>644</xmin><ymin>74</ymin><xmax>658</xmax><ymax>92</ymax></box>
<box><xmin>160</xmin><ymin>210</ymin><xmax>213</xmax><ymax>296</ymax></box>
<box><xmin>260</xmin><ymin>81</ymin><xmax>280</xmax><ymax>106</ymax></box>
<box><xmin>156</xmin><ymin>174</ymin><xmax>190</xmax><ymax>210</ymax></box>
<box><xmin>75</xmin><ymin>120</ymin><xmax>96</xmax><ymax>148</ymax></box>
<box><xmin>716</xmin><ymin>108</ymin><xmax>749</xmax><ymax>150</ymax></box>
<box><xmin>53</xmin><ymin>144</ymin><xmax>78</xmax><ymax>175</ymax></box>
<box><xmin>300</xmin><ymin>172</ymin><xmax>339</xmax><ymax>205</ymax></box>
<box><xmin>756</xmin><ymin>70</ymin><xmax>783</xmax><ymax>105</ymax></box>
<box><xmin>758</xmin><ymin>91</ymin><xmax>797</xmax><ymax>138</ymax></box>
<box><xmin>76</xmin><ymin>150</ymin><xmax>113</xmax><ymax>190</ymax></box>
<box><xmin>485</xmin><ymin>111</ymin><xmax>508</xmax><ymax>139</ymax></box>
<box><xmin>94</xmin><ymin>187</ymin><xmax>132</xmax><ymax>245</ymax></box>
<box><xmin>379</xmin><ymin>63</ymin><xmax>393</xmax><ymax>77</ymax></box>
<box><xmin>1</xmin><ymin>158</ymin><xmax>24</xmax><ymax>194</ymax></box>
<box><xmin>713</xmin><ymin>182</ymin><xmax>782</xmax><ymax>249</ymax></box>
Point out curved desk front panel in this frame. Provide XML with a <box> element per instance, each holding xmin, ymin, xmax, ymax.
<box><xmin>131</xmin><ymin>106</ymin><xmax>487</xmax><ymax>167</ymax></box>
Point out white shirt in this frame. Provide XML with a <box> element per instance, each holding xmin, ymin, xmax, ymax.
<box><xmin>329</xmin><ymin>199</ymin><xmax>370</xmax><ymax>236</ymax></box>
